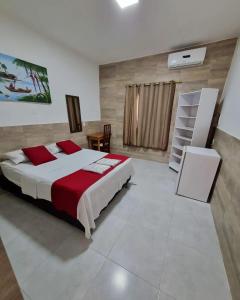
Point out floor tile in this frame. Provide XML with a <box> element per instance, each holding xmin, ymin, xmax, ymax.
<box><xmin>90</xmin><ymin>214</ymin><xmax>126</xmax><ymax>256</ymax></box>
<box><xmin>80</xmin><ymin>260</ymin><xmax>158</xmax><ymax>300</ymax></box>
<box><xmin>21</xmin><ymin>289</ymin><xmax>32</xmax><ymax>300</ymax></box>
<box><xmin>4</xmin><ymin>233</ymin><xmax>52</xmax><ymax>286</ymax></box>
<box><xmin>5</xmin><ymin>203</ymin><xmax>77</xmax><ymax>252</ymax></box>
<box><xmin>127</xmin><ymin>191</ymin><xmax>175</xmax><ymax>235</ymax></box>
<box><xmin>0</xmin><ymin>192</ymin><xmax>27</xmax><ymax>217</ymax></box>
<box><xmin>109</xmin><ymin>224</ymin><xmax>167</xmax><ymax>287</ymax></box>
<box><xmin>22</xmin><ymin>243</ymin><xmax>105</xmax><ymax>300</ymax></box>
<box><xmin>0</xmin><ymin>187</ymin><xmax>7</xmax><ymax>195</ymax></box>
<box><xmin>0</xmin><ymin>216</ymin><xmax>23</xmax><ymax>245</ymax></box>
<box><xmin>160</xmin><ymin>239</ymin><xmax>231</xmax><ymax>300</ymax></box>
<box><xmin>23</xmin><ymin>213</ymin><xmax>76</xmax><ymax>252</ymax></box>
<box><xmin>158</xmin><ymin>290</ymin><xmax>176</xmax><ymax>300</ymax></box>
<box><xmin>132</xmin><ymin>159</ymin><xmax>176</xmax><ymax>186</ymax></box>
<box><xmin>0</xmin><ymin>193</ymin><xmax>41</xmax><ymax>245</ymax></box>
<box><xmin>104</xmin><ymin>187</ymin><xmax>140</xmax><ymax>221</ymax></box>
<box><xmin>169</xmin><ymin>196</ymin><xmax>222</xmax><ymax>260</ymax></box>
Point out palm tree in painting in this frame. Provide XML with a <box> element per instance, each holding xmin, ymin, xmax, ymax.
<box><xmin>33</xmin><ymin>65</ymin><xmax>50</xmax><ymax>94</ymax></box>
<box><xmin>0</xmin><ymin>76</ymin><xmax>3</xmax><ymax>94</ymax></box>
<box><xmin>0</xmin><ymin>76</ymin><xmax>6</xmax><ymax>85</ymax></box>
<box><xmin>0</xmin><ymin>62</ymin><xmax>7</xmax><ymax>73</ymax></box>
<box><xmin>13</xmin><ymin>59</ymin><xmax>37</xmax><ymax>92</ymax></box>
<box><xmin>12</xmin><ymin>58</ymin><xmax>51</xmax><ymax>103</ymax></box>
<box><xmin>1</xmin><ymin>63</ymin><xmax>7</xmax><ymax>73</ymax></box>
<box><xmin>38</xmin><ymin>73</ymin><xmax>50</xmax><ymax>93</ymax></box>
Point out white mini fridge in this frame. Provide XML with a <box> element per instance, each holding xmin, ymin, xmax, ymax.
<box><xmin>176</xmin><ymin>146</ymin><xmax>221</xmax><ymax>202</ymax></box>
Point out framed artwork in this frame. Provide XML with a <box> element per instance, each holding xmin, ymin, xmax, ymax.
<box><xmin>0</xmin><ymin>53</ymin><xmax>51</xmax><ymax>103</ymax></box>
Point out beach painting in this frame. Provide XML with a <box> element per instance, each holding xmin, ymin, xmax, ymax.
<box><xmin>0</xmin><ymin>53</ymin><xmax>51</xmax><ymax>103</ymax></box>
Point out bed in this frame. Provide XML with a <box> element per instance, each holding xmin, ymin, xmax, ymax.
<box><xmin>0</xmin><ymin>148</ymin><xmax>134</xmax><ymax>238</ymax></box>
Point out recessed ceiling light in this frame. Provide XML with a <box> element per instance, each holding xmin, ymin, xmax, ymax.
<box><xmin>116</xmin><ymin>0</ymin><xmax>139</xmax><ymax>9</ymax></box>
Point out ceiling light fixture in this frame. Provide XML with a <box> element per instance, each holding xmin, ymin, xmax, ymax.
<box><xmin>115</xmin><ymin>0</ymin><xmax>139</xmax><ymax>9</ymax></box>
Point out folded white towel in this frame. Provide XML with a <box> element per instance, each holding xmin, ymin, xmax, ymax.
<box><xmin>82</xmin><ymin>163</ymin><xmax>110</xmax><ymax>174</ymax></box>
<box><xmin>97</xmin><ymin>158</ymin><xmax>120</xmax><ymax>167</ymax></box>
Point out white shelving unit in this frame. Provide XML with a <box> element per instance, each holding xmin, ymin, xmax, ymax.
<box><xmin>169</xmin><ymin>88</ymin><xmax>219</xmax><ymax>172</ymax></box>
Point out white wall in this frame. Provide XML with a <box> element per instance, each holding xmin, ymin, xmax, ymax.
<box><xmin>0</xmin><ymin>13</ymin><xmax>100</xmax><ymax>127</ymax></box>
<box><xmin>218</xmin><ymin>38</ymin><xmax>240</xmax><ymax>139</ymax></box>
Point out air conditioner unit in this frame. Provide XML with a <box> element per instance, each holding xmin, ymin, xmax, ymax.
<box><xmin>168</xmin><ymin>47</ymin><xmax>206</xmax><ymax>69</ymax></box>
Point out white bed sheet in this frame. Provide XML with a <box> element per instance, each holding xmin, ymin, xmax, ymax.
<box><xmin>0</xmin><ymin>149</ymin><xmax>134</xmax><ymax>238</ymax></box>
<box><xmin>0</xmin><ymin>152</ymin><xmax>67</xmax><ymax>187</ymax></box>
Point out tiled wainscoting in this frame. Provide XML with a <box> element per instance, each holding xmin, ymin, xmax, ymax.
<box><xmin>211</xmin><ymin>128</ymin><xmax>240</xmax><ymax>300</ymax></box>
<box><xmin>99</xmin><ymin>38</ymin><xmax>237</xmax><ymax>162</ymax></box>
<box><xmin>0</xmin><ymin>121</ymin><xmax>101</xmax><ymax>155</ymax></box>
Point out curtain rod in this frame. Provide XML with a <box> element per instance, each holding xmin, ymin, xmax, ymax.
<box><xmin>127</xmin><ymin>80</ymin><xmax>182</xmax><ymax>87</ymax></box>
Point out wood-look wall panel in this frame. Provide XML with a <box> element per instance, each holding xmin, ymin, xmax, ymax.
<box><xmin>212</xmin><ymin>128</ymin><xmax>240</xmax><ymax>300</ymax></box>
<box><xmin>99</xmin><ymin>38</ymin><xmax>237</xmax><ymax>162</ymax></box>
<box><xmin>0</xmin><ymin>121</ymin><xmax>101</xmax><ymax>156</ymax></box>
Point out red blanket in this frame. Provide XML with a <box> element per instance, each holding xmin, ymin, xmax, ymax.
<box><xmin>51</xmin><ymin>154</ymin><xmax>129</xmax><ymax>218</ymax></box>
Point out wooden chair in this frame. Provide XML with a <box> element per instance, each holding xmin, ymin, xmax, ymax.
<box><xmin>93</xmin><ymin>124</ymin><xmax>111</xmax><ymax>153</ymax></box>
<box><xmin>102</xmin><ymin>124</ymin><xmax>111</xmax><ymax>153</ymax></box>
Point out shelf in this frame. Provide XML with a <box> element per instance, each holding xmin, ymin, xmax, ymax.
<box><xmin>173</xmin><ymin>144</ymin><xmax>184</xmax><ymax>151</ymax></box>
<box><xmin>176</xmin><ymin>126</ymin><xmax>194</xmax><ymax>131</ymax></box>
<box><xmin>169</xmin><ymin>161</ymin><xmax>180</xmax><ymax>172</ymax></box>
<box><xmin>175</xmin><ymin>135</ymin><xmax>192</xmax><ymax>142</ymax></box>
<box><xmin>179</xmin><ymin>104</ymin><xmax>199</xmax><ymax>107</ymax></box>
<box><xmin>177</xmin><ymin>116</ymin><xmax>196</xmax><ymax>119</ymax></box>
<box><xmin>172</xmin><ymin>153</ymin><xmax>182</xmax><ymax>160</ymax></box>
<box><xmin>180</xmin><ymin>90</ymin><xmax>201</xmax><ymax>97</ymax></box>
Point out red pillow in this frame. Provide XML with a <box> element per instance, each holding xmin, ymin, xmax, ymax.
<box><xmin>56</xmin><ymin>140</ymin><xmax>81</xmax><ymax>154</ymax></box>
<box><xmin>22</xmin><ymin>146</ymin><xmax>57</xmax><ymax>166</ymax></box>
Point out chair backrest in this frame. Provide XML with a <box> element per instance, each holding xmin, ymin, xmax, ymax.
<box><xmin>104</xmin><ymin>124</ymin><xmax>111</xmax><ymax>136</ymax></box>
<box><xmin>103</xmin><ymin>124</ymin><xmax>111</xmax><ymax>146</ymax></box>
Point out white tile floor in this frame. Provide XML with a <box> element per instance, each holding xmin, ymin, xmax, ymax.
<box><xmin>0</xmin><ymin>159</ymin><xmax>232</xmax><ymax>300</ymax></box>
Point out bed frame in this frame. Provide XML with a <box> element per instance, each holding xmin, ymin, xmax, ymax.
<box><xmin>0</xmin><ymin>175</ymin><xmax>131</xmax><ymax>233</ymax></box>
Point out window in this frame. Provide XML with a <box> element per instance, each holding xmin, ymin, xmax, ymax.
<box><xmin>65</xmin><ymin>95</ymin><xmax>82</xmax><ymax>133</ymax></box>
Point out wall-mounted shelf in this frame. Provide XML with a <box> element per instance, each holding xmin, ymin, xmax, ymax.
<box><xmin>169</xmin><ymin>88</ymin><xmax>219</xmax><ymax>172</ymax></box>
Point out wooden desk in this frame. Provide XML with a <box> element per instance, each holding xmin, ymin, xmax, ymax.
<box><xmin>87</xmin><ymin>132</ymin><xmax>104</xmax><ymax>151</ymax></box>
<box><xmin>0</xmin><ymin>238</ymin><xmax>23</xmax><ymax>300</ymax></box>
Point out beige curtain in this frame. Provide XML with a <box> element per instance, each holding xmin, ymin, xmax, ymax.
<box><xmin>123</xmin><ymin>85</ymin><xmax>139</xmax><ymax>146</ymax></box>
<box><xmin>123</xmin><ymin>81</ymin><xmax>175</xmax><ymax>150</ymax></box>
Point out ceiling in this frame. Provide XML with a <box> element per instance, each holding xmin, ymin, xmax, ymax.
<box><xmin>2</xmin><ymin>0</ymin><xmax>240</xmax><ymax>64</ymax></box>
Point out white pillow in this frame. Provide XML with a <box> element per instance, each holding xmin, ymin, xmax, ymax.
<box><xmin>46</xmin><ymin>143</ymin><xmax>62</xmax><ymax>154</ymax></box>
<box><xmin>3</xmin><ymin>149</ymin><xmax>29</xmax><ymax>165</ymax></box>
